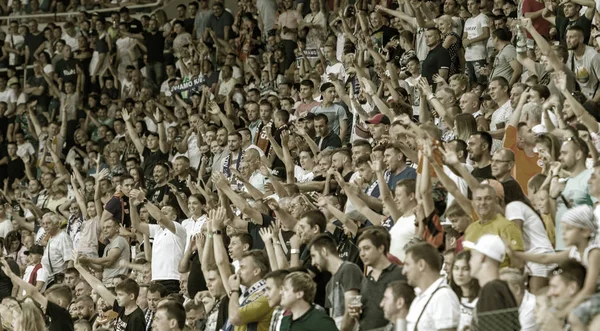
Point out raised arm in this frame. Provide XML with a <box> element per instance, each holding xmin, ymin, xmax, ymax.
<box><xmin>128</xmin><ymin>192</ymin><xmax>150</xmax><ymax>235</ymax></box>
<box><xmin>122</xmin><ymin>109</ymin><xmax>145</xmax><ymax>154</ymax></box>
<box><xmin>74</xmin><ymin>257</ymin><xmax>117</xmax><ymax>304</ymax></box>
<box><xmin>213</xmin><ymin>172</ymin><xmax>263</xmax><ymax>224</ymax></box>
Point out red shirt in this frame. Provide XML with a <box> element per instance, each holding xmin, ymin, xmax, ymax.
<box><xmin>522</xmin><ymin>0</ymin><xmax>549</xmax><ymax>38</ymax></box>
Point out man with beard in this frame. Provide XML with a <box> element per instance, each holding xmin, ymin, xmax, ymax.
<box><xmin>553</xmin><ymin>135</ymin><xmax>595</xmax><ymax>250</ymax></box>
<box><xmin>169</xmin><ymin>156</ymin><xmax>194</xmax><ymax>195</ymax></box>
<box><xmin>467</xmin><ymin>131</ymin><xmax>494</xmax><ymax>182</ymax></box>
<box><xmin>147</xmin><ymin>162</ymin><xmax>170</xmax><ymax>207</ymax></box>
<box><xmin>308</xmin><ymin>234</ymin><xmax>363</xmax><ymax>329</ymax></box>
<box><xmin>221</xmin><ymin>132</ymin><xmax>244</xmax><ymax>186</ymax></box>
<box><xmin>542</xmin><ymin>0</ymin><xmax>594</xmax><ymax>44</ymax></box>
<box><xmin>421</xmin><ymin>28</ymin><xmax>450</xmax><ymax>87</ymax></box>
<box><xmin>565</xmin><ymin>25</ymin><xmax>600</xmax><ymax>101</ymax></box>
<box><xmin>313</xmin><ymin>114</ymin><xmax>342</xmax><ymax>151</ymax></box>
<box><xmin>73</xmin><ymin>295</ymin><xmax>97</xmax><ymax>325</ymax></box>
<box><xmin>211</xmin><ymin>127</ymin><xmax>230</xmax><ymax>176</ymax></box>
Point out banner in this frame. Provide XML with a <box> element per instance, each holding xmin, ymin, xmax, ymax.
<box><xmin>170</xmin><ymin>76</ymin><xmax>206</xmax><ymax>94</ymax></box>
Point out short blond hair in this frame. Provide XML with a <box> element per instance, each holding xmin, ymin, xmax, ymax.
<box><xmin>284</xmin><ymin>272</ymin><xmax>317</xmax><ymax>303</ymax></box>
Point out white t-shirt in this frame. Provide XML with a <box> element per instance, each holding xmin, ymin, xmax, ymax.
<box><xmin>0</xmin><ymin>219</ymin><xmax>14</xmax><ymax>239</ymax></box>
<box><xmin>406</xmin><ymin>277</ymin><xmax>460</xmax><ymax>331</ymax></box>
<box><xmin>182</xmin><ymin>215</ymin><xmax>207</xmax><ymax>251</ymax></box>
<box><xmin>505</xmin><ymin>201</ymin><xmax>553</xmax><ymax>254</ymax></box>
<box><xmin>463</xmin><ymin>13</ymin><xmax>489</xmax><ymax>61</ymax></box>
<box><xmin>389</xmin><ymin>214</ymin><xmax>416</xmax><ymax>262</ymax></box>
<box><xmin>22</xmin><ymin>264</ymin><xmax>47</xmax><ymax>295</ymax></box>
<box><xmin>149</xmin><ymin>222</ymin><xmax>187</xmax><ymax>281</ymax></box>
<box><xmin>519</xmin><ymin>291</ymin><xmax>537</xmax><ymax>331</ymax></box>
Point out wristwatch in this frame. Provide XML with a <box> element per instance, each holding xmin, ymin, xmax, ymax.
<box><xmin>212</xmin><ymin>230</ymin><xmax>222</xmax><ymax>235</ymax></box>
<box><xmin>291</xmin><ymin>249</ymin><xmax>300</xmax><ymax>255</ymax></box>
<box><xmin>228</xmin><ymin>289</ymin><xmax>240</xmax><ymax>296</ymax></box>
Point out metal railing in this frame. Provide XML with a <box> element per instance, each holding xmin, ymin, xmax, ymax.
<box><xmin>0</xmin><ymin>0</ymin><xmax>163</xmax><ymax>21</ymax></box>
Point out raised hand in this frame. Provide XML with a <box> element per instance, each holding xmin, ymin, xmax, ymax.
<box><xmin>289</xmin><ymin>234</ymin><xmax>300</xmax><ymax>249</ymax></box>
<box><xmin>552</xmin><ymin>71</ymin><xmax>567</xmax><ymax>91</ymax></box>
<box><xmin>210</xmin><ymin>206</ymin><xmax>226</xmax><ymax>230</ymax></box>
<box><xmin>417</xmin><ymin>77</ymin><xmax>433</xmax><ymax>96</ymax></box>
<box><xmin>122</xmin><ymin>108</ymin><xmax>131</xmax><ymax>121</ymax></box>
<box><xmin>440</xmin><ymin>147</ymin><xmax>460</xmax><ymax>166</ymax></box>
<box><xmin>259</xmin><ymin>227</ymin><xmax>273</xmax><ymax>242</ymax></box>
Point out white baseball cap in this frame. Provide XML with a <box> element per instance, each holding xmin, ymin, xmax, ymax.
<box><xmin>463</xmin><ymin>234</ymin><xmax>506</xmax><ymax>263</ymax></box>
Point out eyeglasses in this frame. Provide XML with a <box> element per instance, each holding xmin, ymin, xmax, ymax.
<box><xmin>552</xmin><ymin>268</ymin><xmax>563</xmax><ymax>276</ymax></box>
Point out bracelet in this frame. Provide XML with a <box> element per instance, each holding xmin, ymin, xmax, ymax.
<box><xmin>228</xmin><ymin>289</ymin><xmax>240</xmax><ymax>296</ymax></box>
<box><xmin>274</xmin><ymin>241</ymin><xmax>281</xmax><ymax>245</ymax></box>
<box><xmin>427</xmin><ymin>94</ymin><xmax>436</xmax><ymax>102</ymax></box>
<box><xmin>291</xmin><ymin>249</ymin><xmax>300</xmax><ymax>255</ymax></box>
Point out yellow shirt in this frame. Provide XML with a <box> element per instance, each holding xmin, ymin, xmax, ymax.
<box><xmin>542</xmin><ymin>213</ymin><xmax>556</xmax><ymax>248</ymax></box>
<box><xmin>235</xmin><ymin>295</ymin><xmax>274</xmax><ymax>331</ymax></box>
<box><xmin>464</xmin><ymin>213</ymin><xmax>524</xmax><ymax>268</ymax></box>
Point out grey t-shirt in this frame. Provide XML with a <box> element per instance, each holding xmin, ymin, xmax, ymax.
<box><xmin>311</xmin><ymin>103</ymin><xmax>348</xmax><ymax>136</ymax></box>
<box><xmin>490</xmin><ymin>44</ymin><xmax>517</xmax><ymax>83</ymax></box>
<box><xmin>102</xmin><ymin>236</ymin><xmax>130</xmax><ymax>285</ymax></box>
<box><xmin>568</xmin><ymin>46</ymin><xmax>600</xmax><ymax>100</ymax></box>
<box><xmin>325</xmin><ymin>261</ymin><xmax>363</xmax><ymax>324</ymax></box>
<box><xmin>533</xmin><ymin>62</ymin><xmax>576</xmax><ymax>101</ymax></box>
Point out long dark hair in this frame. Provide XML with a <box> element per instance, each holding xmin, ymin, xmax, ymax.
<box><xmin>449</xmin><ymin>250</ymin><xmax>480</xmax><ymax>302</ymax></box>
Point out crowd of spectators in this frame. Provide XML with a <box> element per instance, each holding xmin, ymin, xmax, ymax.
<box><xmin>2</xmin><ymin>0</ymin><xmax>600</xmax><ymax>330</ymax></box>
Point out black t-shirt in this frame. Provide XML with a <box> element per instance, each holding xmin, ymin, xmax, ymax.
<box><xmin>502</xmin><ymin>179</ymin><xmax>528</xmax><ymax>205</ymax></box>
<box><xmin>26</xmin><ymin>75</ymin><xmax>49</xmax><ymax>106</ymax></box>
<box><xmin>300</xmin><ymin>243</ymin><xmax>332</xmax><ymax>308</ymax></box>
<box><xmin>143</xmin><ymin>31</ymin><xmax>165</xmax><ymax>63</ymax></box>
<box><xmin>0</xmin><ymin>258</ymin><xmax>19</xmax><ymax>300</ymax></box>
<box><xmin>25</xmin><ymin>31</ymin><xmax>46</xmax><ymax>56</ymax></box>
<box><xmin>55</xmin><ymin>58</ymin><xmax>80</xmax><ymax>83</ymax></box>
<box><xmin>105</xmin><ymin>194</ymin><xmax>131</xmax><ymax>228</ymax></box>
<box><xmin>126</xmin><ymin>18</ymin><xmax>144</xmax><ymax>34</ymax></box>
<box><xmin>475</xmin><ymin>279</ymin><xmax>520</xmax><ymax>331</ymax></box>
<box><xmin>95</xmin><ymin>38</ymin><xmax>109</xmax><ymax>54</ymax></box>
<box><xmin>370</xmin><ymin>25</ymin><xmax>398</xmax><ymax>50</ymax></box>
<box><xmin>184</xmin><ymin>18</ymin><xmax>195</xmax><ymax>34</ymax></box>
<box><xmin>557</xmin><ymin>15</ymin><xmax>592</xmax><ymax>45</ymax></box>
<box><xmin>149</xmin><ymin>183</ymin><xmax>171</xmax><ymax>204</ymax></box>
<box><xmin>113</xmin><ymin>300</ymin><xmax>146</xmax><ymax>331</ymax></box>
<box><xmin>7</xmin><ymin>157</ymin><xmax>25</xmax><ymax>185</ymax></box>
<box><xmin>46</xmin><ymin>301</ymin><xmax>74</xmax><ymax>331</ymax></box>
<box><xmin>247</xmin><ymin>213</ymin><xmax>275</xmax><ymax>250</ymax></box>
<box><xmin>422</xmin><ymin>44</ymin><xmax>451</xmax><ymax>85</ymax></box>
<box><xmin>188</xmin><ymin>251</ymin><xmax>208</xmax><ymax>298</ymax></box>
<box><xmin>468</xmin><ymin>164</ymin><xmax>494</xmax><ymax>199</ymax></box>
<box><xmin>142</xmin><ymin>147</ymin><xmax>168</xmax><ymax>185</ymax></box>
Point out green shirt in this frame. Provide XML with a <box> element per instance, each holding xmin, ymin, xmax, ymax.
<box><xmin>285</xmin><ymin>305</ymin><xmax>338</xmax><ymax>331</ymax></box>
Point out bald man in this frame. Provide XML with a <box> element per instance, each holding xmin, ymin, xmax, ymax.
<box><xmin>491</xmin><ymin>148</ymin><xmax>527</xmax><ymax>204</ymax></box>
<box><xmin>460</xmin><ymin>93</ymin><xmax>489</xmax><ymax>131</ymax></box>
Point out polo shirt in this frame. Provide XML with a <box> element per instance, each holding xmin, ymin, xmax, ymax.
<box><xmin>288</xmin><ymin>305</ymin><xmax>338</xmax><ymax>331</ymax></box>
<box><xmin>359</xmin><ymin>263</ymin><xmax>406</xmax><ymax>331</ymax></box>
<box><xmin>463</xmin><ymin>214</ymin><xmax>524</xmax><ymax>268</ymax></box>
<box><xmin>405</xmin><ymin>277</ymin><xmax>460</xmax><ymax>331</ymax></box>
<box><xmin>387</xmin><ymin>166</ymin><xmax>417</xmax><ymax>191</ymax></box>
<box><xmin>149</xmin><ymin>223</ymin><xmax>187</xmax><ymax>281</ymax></box>
<box><xmin>207</xmin><ymin>11</ymin><xmax>234</xmax><ymax>40</ymax></box>
<box><xmin>421</xmin><ymin>44</ymin><xmax>450</xmax><ymax>85</ymax></box>
<box><xmin>314</xmin><ymin>131</ymin><xmax>342</xmax><ymax>151</ymax></box>
<box><xmin>101</xmin><ymin>236</ymin><xmax>130</xmax><ymax>285</ymax></box>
